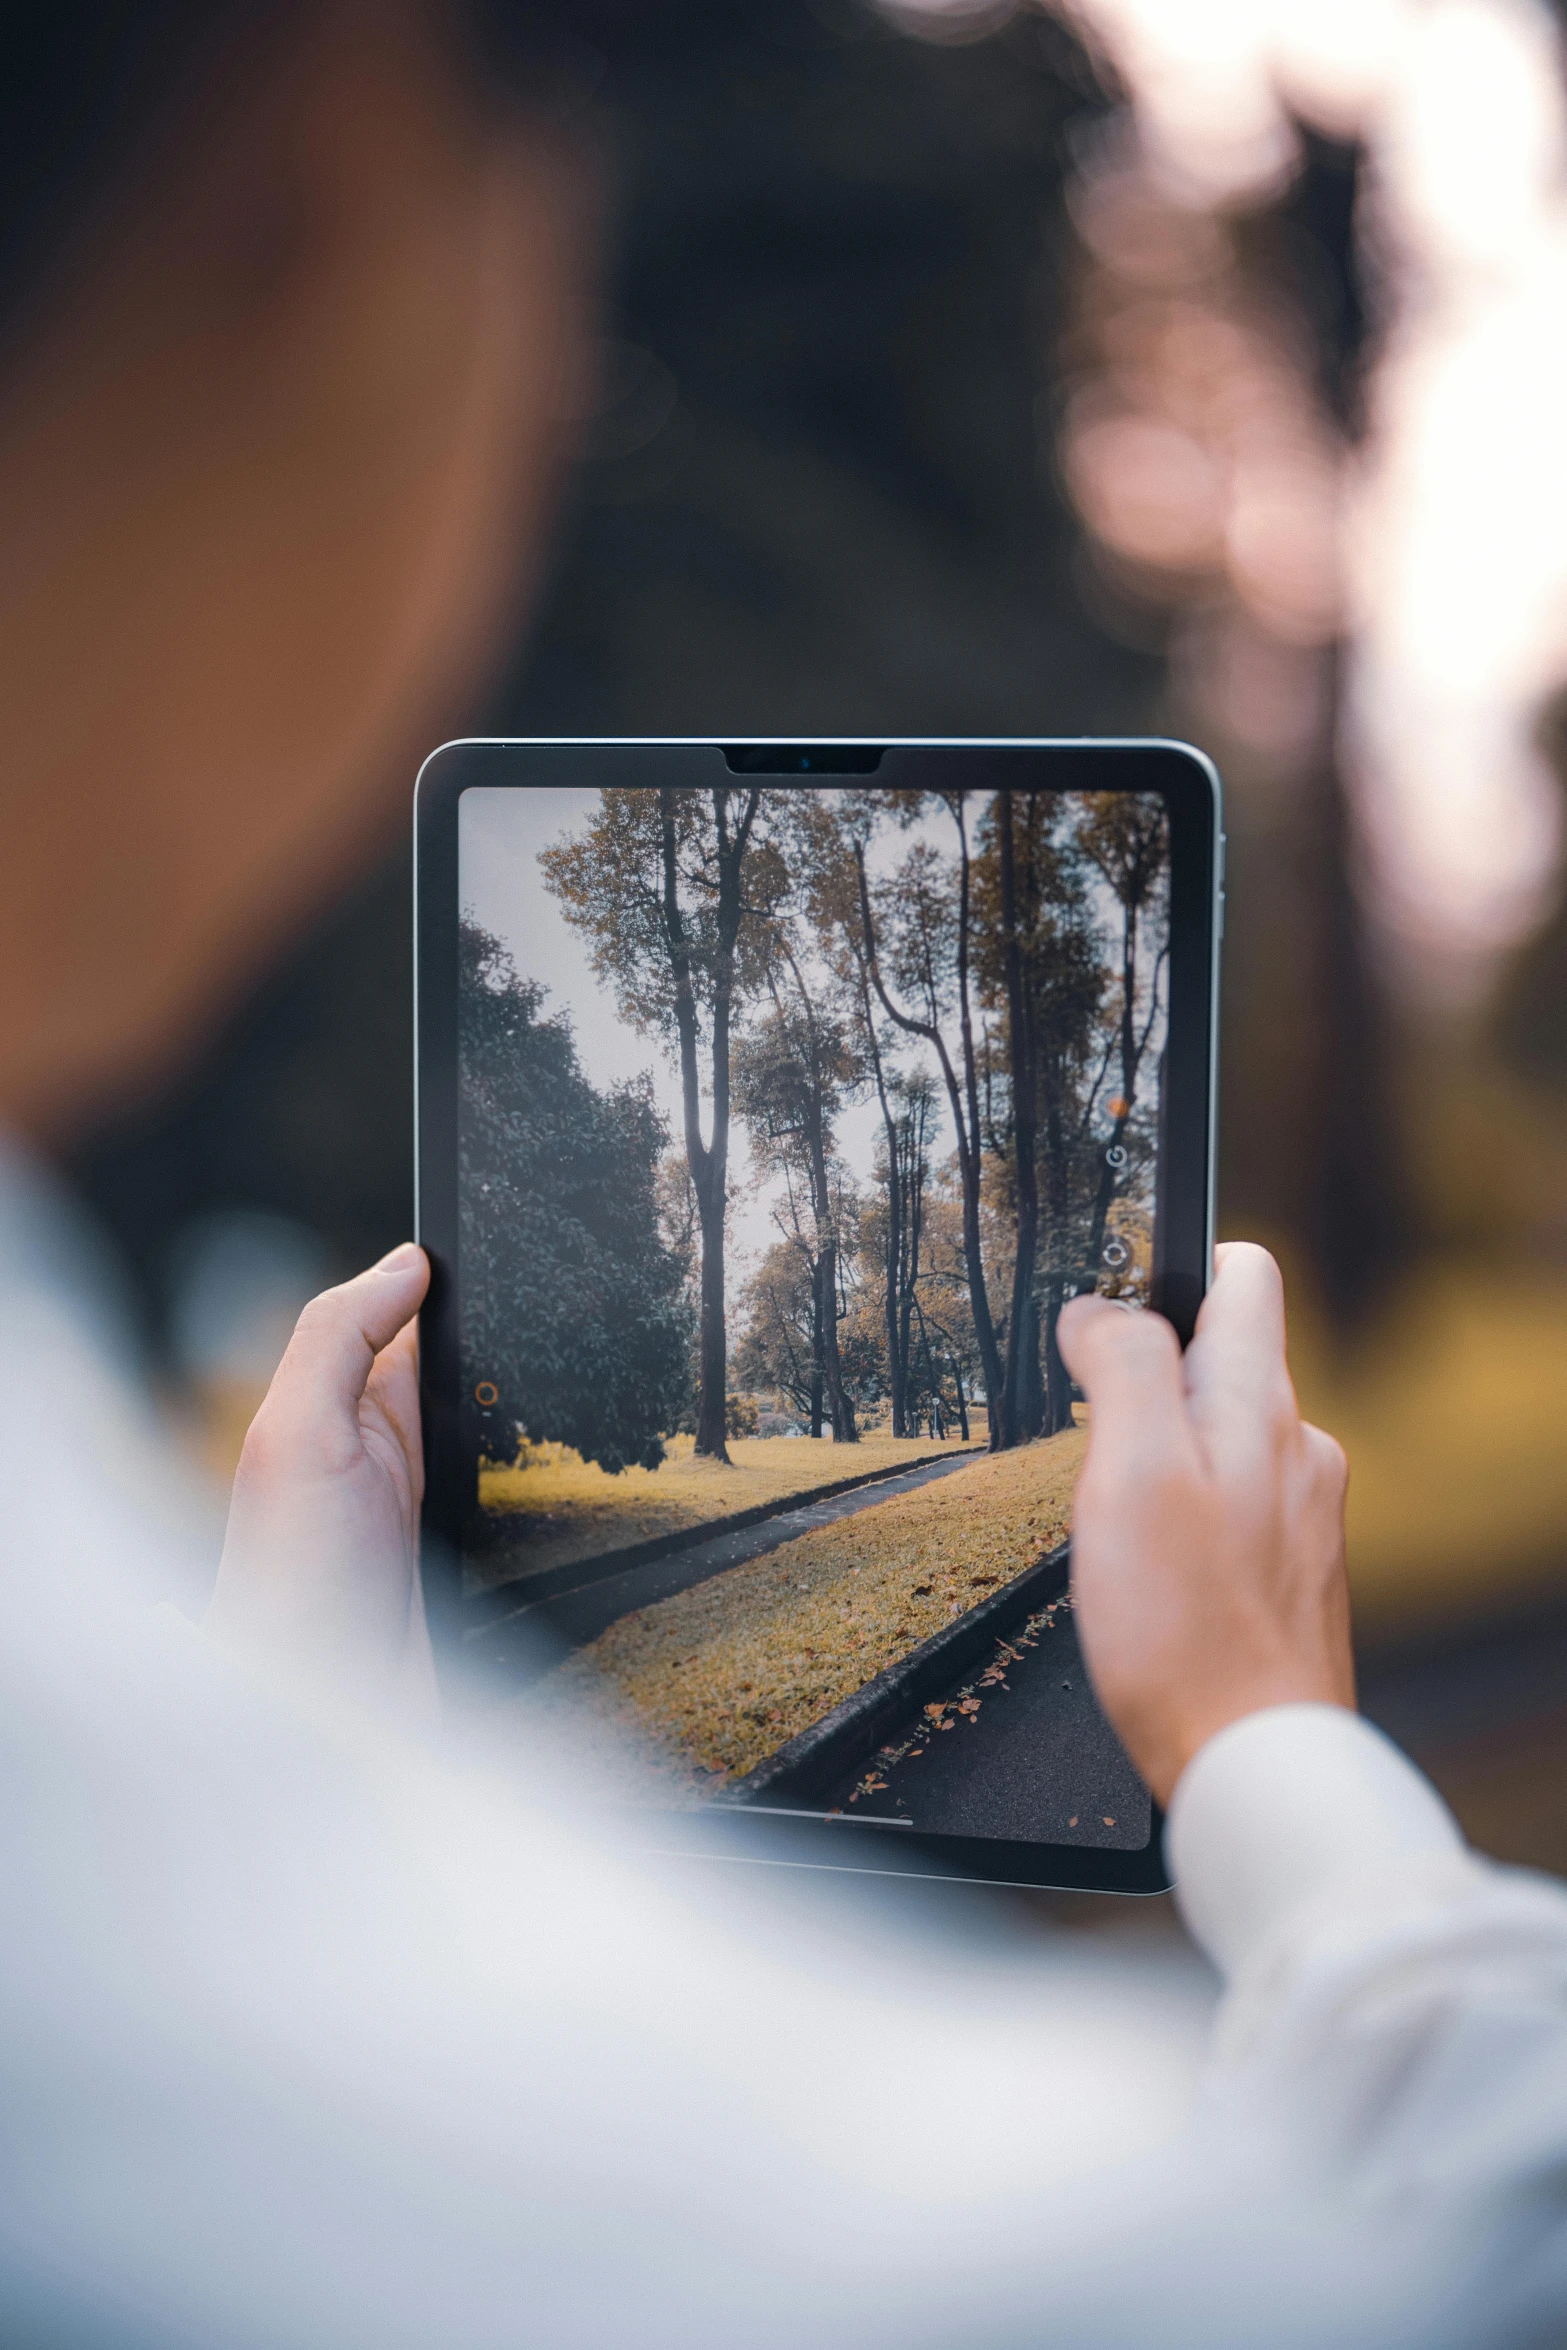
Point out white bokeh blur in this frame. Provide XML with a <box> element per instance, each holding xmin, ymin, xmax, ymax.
<box><xmin>884</xmin><ymin>0</ymin><xmax>1567</xmax><ymax>988</ymax></box>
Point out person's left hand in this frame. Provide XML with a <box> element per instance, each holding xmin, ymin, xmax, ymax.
<box><xmin>205</xmin><ymin>1243</ymin><xmax>437</xmax><ymax>1729</ymax></box>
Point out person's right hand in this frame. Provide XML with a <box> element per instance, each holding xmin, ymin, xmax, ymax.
<box><xmin>1056</xmin><ymin>1242</ymin><xmax>1354</xmax><ymax>1808</ymax></box>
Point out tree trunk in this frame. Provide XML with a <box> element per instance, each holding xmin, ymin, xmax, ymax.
<box><xmin>897</xmin><ymin>1102</ymin><xmax>924</xmax><ymax>1438</ymax></box>
<box><xmin>659</xmin><ymin>783</ymin><xmax>761</xmax><ymax>1463</ymax></box>
<box><xmin>954</xmin><ymin>1118</ymin><xmax>1004</xmax><ymax>1447</ymax></box>
<box><xmin>1039</xmin><ymin>1088</ymin><xmax>1075</xmax><ymax>1436</ymax></box>
<box><xmin>852</xmin><ymin>837</ymin><xmax>1004</xmax><ymax>1452</ymax></box>
<box><xmin>808</xmin><ymin>1254</ymin><xmax>824</xmax><ymax>1439</ymax></box>
<box><xmin>997</xmin><ymin>790</ymin><xmax>1039</xmax><ymax>1452</ymax></box>
<box><xmin>695</xmin><ymin>1176</ymin><xmax>731</xmax><ymax>1455</ymax></box>
<box><xmin>885</xmin><ymin>1221</ymin><xmax>906</xmax><ymax>1438</ymax></box>
<box><xmin>808</xmin><ymin>1114</ymin><xmax>855</xmax><ymax>1441</ymax></box>
<box><xmin>950</xmin><ymin>802</ymin><xmax>1008</xmax><ymax>1451</ymax></box>
<box><xmin>912</xmin><ymin>1305</ymin><xmax>950</xmax><ymax>1439</ymax></box>
<box><xmin>859</xmin><ymin>963</ymin><xmax>907</xmax><ymax>1438</ymax></box>
<box><xmin>898</xmin><ymin>1276</ymin><xmax>916</xmax><ymax>1437</ymax></box>
<box><xmin>1041</xmin><ymin>1273</ymin><xmax>1072</xmax><ymax>1437</ymax></box>
<box><xmin>1022</xmin><ymin>1295</ymin><xmax>1044</xmax><ymax>1439</ymax></box>
<box><xmin>1078</xmin><ymin>901</ymin><xmax>1141</xmax><ymax>1294</ymax></box>
<box><xmin>953</xmin><ymin>1356</ymin><xmax>970</xmax><ymax>1441</ymax></box>
<box><xmin>825</xmin><ymin>1239</ymin><xmax>856</xmax><ymax>1440</ymax></box>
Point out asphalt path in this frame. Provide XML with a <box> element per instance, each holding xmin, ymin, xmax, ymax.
<box><xmin>813</xmin><ymin>1601</ymin><xmax>1150</xmax><ymax>1851</ymax></box>
<box><xmin>476</xmin><ymin>1449</ymin><xmax>985</xmax><ymax>1685</ymax></box>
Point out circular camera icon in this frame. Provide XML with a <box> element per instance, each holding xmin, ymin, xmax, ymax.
<box><xmin>1105</xmin><ymin>1144</ymin><xmax>1128</xmax><ymax>1169</ymax></box>
<box><xmin>474</xmin><ymin>1381</ymin><xmax>499</xmax><ymax>1408</ymax></box>
<box><xmin>1101</xmin><ymin>1237</ymin><xmax>1130</xmax><ymax>1270</ymax></box>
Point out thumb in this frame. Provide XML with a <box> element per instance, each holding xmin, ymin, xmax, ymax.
<box><xmin>1056</xmin><ymin>1295</ymin><xmax>1197</xmax><ymax>1483</ymax></box>
<box><xmin>264</xmin><ymin>1245</ymin><xmax>430</xmax><ymax>1443</ymax></box>
<box><xmin>1182</xmin><ymin>1241</ymin><xmax>1293</xmax><ymax>1448</ymax></box>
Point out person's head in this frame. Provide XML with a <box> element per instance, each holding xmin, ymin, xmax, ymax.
<box><xmin>0</xmin><ymin>1</ymin><xmax>641</xmax><ymax>1143</ymax></box>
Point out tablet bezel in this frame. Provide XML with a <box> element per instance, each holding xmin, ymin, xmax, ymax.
<box><xmin>415</xmin><ymin>738</ymin><xmax>1221</xmax><ymax>1895</ymax></box>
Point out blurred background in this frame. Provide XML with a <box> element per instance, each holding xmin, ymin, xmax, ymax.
<box><xmin>60</xmin><ymin>0</ymin><xmax>1567</xmax><ymax>1873</ymax></box>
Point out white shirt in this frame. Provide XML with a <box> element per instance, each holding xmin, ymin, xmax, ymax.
<box><xmin>1</xmin><ymin>1137</ymin><xmax>1565</xmax><ymax>2348</ymax></box>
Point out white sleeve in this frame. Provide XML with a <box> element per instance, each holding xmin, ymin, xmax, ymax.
<box><xmin>1168</xmin><ymin>1702</ymin><xmax>1466</xmax><ymax>1980</ymax></box>
<box><xmin>1162</xmin><ymin>1705</ymin><xmax>1567</xmax><ymax>2328</ymax></box>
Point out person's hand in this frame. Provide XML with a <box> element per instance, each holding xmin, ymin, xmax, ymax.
<box><xmin>1056</xmin><ymin>1242</ymin><xmax>1353</xmax><ymax>1807</ymax></box>
<box><xmin>205</xmin><ymin>1243</ymin><xmax>438</xmax><ymax>1730</ymax></box>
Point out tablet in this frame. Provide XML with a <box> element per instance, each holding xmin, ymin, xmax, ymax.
<box><xmin>415</xmin><ymin>740</ymin><xmax>1220</xmax><ymax>1893</ymax></box>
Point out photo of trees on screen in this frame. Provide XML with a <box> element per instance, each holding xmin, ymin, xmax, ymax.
<box><xmin>458</xmin><ymin>784</ymin><xmax>1169</xmax><ymax>1483</ymax></box>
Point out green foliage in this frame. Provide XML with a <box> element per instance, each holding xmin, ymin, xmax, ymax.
<box><xmin>1077</xmin><ymin>792</ymin><xmax>1170</xmax><ymax>916</ymax></box>
<box><xmin>726</xmin><ymin>1391</ymin><xmax>760</xmax><ymax>1439</ymax></box>
<box><xmin>731</xmin><ymin>995</ymin><xmax>861</xmax><ymax>1158</ymax></box>
<box><xmin>458</xmin><ymin>919</ymin><xmax>693</xmax><ymax>1473</ymax></box>
<box><xmin>734</xmin><ymin>1240</ymin><xmax>819</xmax><ymax>1423</ymax></box>
<box><xmin>836</xmin><ymin>1318</ymin><xmax>888</xmax><ymax>1418</ymax></box>
<box><xmin>736</xmin><ymin>1229</ymin><xmax>886</xmax><ymax>1427</ymax></box>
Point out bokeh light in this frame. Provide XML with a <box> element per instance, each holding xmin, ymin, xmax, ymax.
<box><xmin>888</xmin><ymin>0</ymin><xmax>1567</xmax><ymax>986</ymax></box>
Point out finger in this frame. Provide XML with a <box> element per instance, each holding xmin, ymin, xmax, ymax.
<box><xmin>1199</xmin><ymin>1242</ymin><xmax>1287</xmax><ymax>1352</ymax></box>
<box><xmin>1057</xmin><ymin>1295</ymin><xmax>1197</xmax><ymax>1478</ymax></box>
<box><xmin>1183</xmin><ymin>1243</ymin><xmax>1293</xmax><ymax>1456</ymax></box>
<box><xmin>272</xmin><ymin>1246</ymin><xmax>430</xmax><ymax>1428</ymax></box>
<box><xmin>364</xmin><ymin>1315</ymin><xmax>425</xmax><ymax>1500</ymax></box>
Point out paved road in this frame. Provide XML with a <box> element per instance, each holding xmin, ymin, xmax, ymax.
<box><xmin>813</xmin><ymin>1600</ymin><xmax>1150</xmax><ymax>1852</ymax></box>
<box><xmin>474</xmin><ymin>1449</ymin><xmax>986</xmax><ymax>1685</ymax></box>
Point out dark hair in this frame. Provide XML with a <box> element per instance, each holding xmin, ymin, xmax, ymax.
<box><xmin>0</xmin><ymin>1</ymin><xmax>659</xmax><ymax>335</ymax></box>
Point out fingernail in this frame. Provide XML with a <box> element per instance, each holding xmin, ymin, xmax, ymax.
<box><xmin>373</xmin><ymin>1242</ymin><xmax>423</xmax><ymax>1274</ymax></box>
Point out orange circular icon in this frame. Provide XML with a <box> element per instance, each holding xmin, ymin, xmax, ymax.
<box><xmin>1106</xmin><ymin>1096</ymin><xmax>1129</xmax><ymax>1120</ymax></box>
<box><xmin>474</xmin><ymin>1381</ymin><xmax>499</xmax><ymax>1408</ymax></box>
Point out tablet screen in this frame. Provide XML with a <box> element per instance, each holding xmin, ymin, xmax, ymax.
<box><xmin>453</xmin><ymin>780</ymin><xmax>1171</xmax><ymax>1854</ymax></box>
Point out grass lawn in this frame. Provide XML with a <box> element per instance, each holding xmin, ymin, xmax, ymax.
<box><xmin>522</xmin><ymin>1425</ymin><xmax>1086</xmax><ymax>1796</ymax></box>
<box><xmin>471</xmin><ymin>1429</ymin><xmax>984</xmax><ymax>1592</ymax></box>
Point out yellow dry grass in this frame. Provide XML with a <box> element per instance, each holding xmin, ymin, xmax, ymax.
<box><xmin>472</xmin><ymin>1429</ymin><xmax>982</xmax><ymax>1589</ymax></box>
<box><xmin>527</xmin><ymin>1426</ymin><xmax>1086</xmax><ymax>1793</ymax></box>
